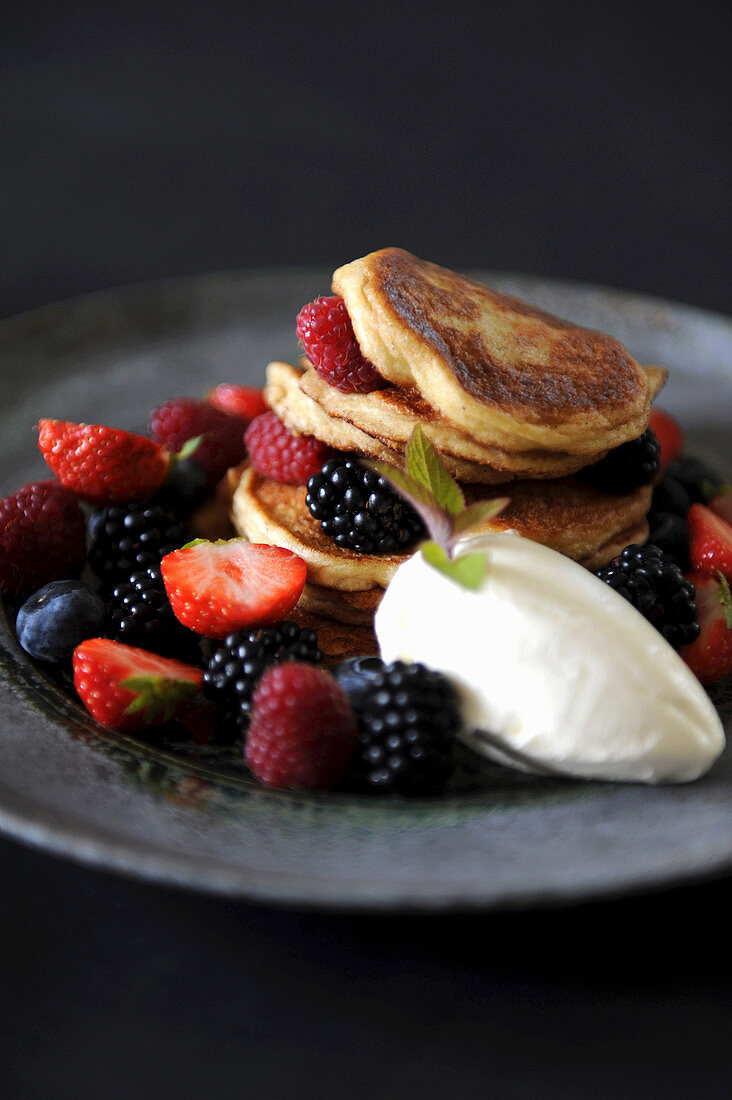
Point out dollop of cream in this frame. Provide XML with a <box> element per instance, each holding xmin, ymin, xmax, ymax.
<box><xmin>375</xmin><ymin>534</ymin><xmax>725</xmax><ymax>783</ymax></box>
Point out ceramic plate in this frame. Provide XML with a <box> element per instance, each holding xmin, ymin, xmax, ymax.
<box><xmin>1</xmin><ymin>269</ymin><xmax>731</xmax><ymax>911</ymax></box>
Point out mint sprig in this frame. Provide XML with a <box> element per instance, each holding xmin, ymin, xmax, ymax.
<box><xmin>367</xmin><ymin>424</ymin><xmax>509</xmax><ymax>589</ymax></box>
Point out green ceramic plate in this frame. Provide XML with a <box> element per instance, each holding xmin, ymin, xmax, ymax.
<box><xmin>0</xmin><ymin>269</ymin><xmax>730</xmax><ymax>910</ymax></box>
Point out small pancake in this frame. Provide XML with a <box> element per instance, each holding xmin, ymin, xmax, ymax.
<box><xmin>287</xmin><ymin>606</ymin><xmax>379</xmax><ymax>663</ymax></box>
<box><xmin>230</xmin><ymin>463</ymin><xmax>652</xmax><ymax>591</ymax></box>
<box><xmin>297</xmin><ymin>580</ymin><xmax>382</xmax><ymax>626</ymax></box>
<box><xmin>297</xmin><ymin>362</ymin><xmax>608</xmax><ymax>479</ymax></box>
<box><xmin>463</xmin><ymin>477</ymin><xmax>652</xmax><ymax>570</ymax></box>
<box><xmin>333</xmin><ymin>248</ymin><xmax>665</xmax><ymax>455</ymax></box>
<box><xmin>231</xmin><ymin>464</ymin><xmax>408</xmax><ymax>591</ymax></box>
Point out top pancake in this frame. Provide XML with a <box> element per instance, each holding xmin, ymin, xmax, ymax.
<box><xmin>333</xmin><ymin>248</ymin><xmax>657</xmax><ymax>456</ymax></box>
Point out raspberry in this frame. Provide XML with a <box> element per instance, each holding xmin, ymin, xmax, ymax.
<box><xmin>149</xmin><ymin>398</ymin><xmax>247</xmax><ymax>487</ymax></box>
<box><xmin>296</xmin><ymin>295</ymin><xmax>385</xmax><ymax>394</ymax></box>
<box><xmin>245</xmin><ymin>411</ymin><xmax>334</xmax><ymax>485</ymax></box>
<box><xmin>246</xmin><ymin>663</ymin><xmax>358</xmax><ymax>790</ymax></box>
<box><xmin>0</xmin><ymin>480</ymin><xmax>87</xmax><ymax>598</ymax></box>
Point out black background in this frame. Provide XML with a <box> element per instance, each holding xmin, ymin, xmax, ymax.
<box><xmin>1</xmin><ymin>2</ymin><xmax>730</xmax><ymax>1096</ymax></box>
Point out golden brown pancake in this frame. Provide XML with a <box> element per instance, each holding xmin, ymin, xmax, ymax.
<box><xmin>333</xmin><ymin>248</ymin><xmax>663</xmax><ymax>455</ymax></box>
<box><xmin>230</xmin><ymin>463</ymin><xmax>652</xmax><ymax>590</ymax></box>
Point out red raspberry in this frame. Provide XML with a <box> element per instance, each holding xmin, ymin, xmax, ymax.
<box><xmin>246</xmin><ymin>663</ymin><xmax>358</xmax><ymax>790</ymax></box>
<box><xmin>0</xmin><ymin>480</ymin><xmax>87</xmax><ymax>597</ymax></box>
<box><xmin>244</xmin><ymin>411</ymin><xmax>334</xmax><ymax>485</ymax></box>
<box><xmin>149</xmin><ymin>398</ymin><xmax>247</xmax><ymax>487</ymax></box>
<box><xmin>207</xmin><ymin>383</ymin><xmax>268</xmax><ymax>422</ymax></box>
<box><xmin>296</xmin><ymin>295</ymin><xmax>385</xmax><ymax>394</ymax></box>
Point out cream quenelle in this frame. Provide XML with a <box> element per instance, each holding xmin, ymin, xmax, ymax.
<box><xmin>375</xmin><ymin>533</ymin><xmax>725</xmax><ymax>783</ymax></box>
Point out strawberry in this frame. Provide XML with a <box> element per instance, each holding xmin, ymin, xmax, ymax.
<box><xmin>679</xmin><ymin>571</ymin><xmax>732</xmax><ymax>685</ymax></box>
<box><xmin>37</xmin><ymin>420</ymin><xmax>169</xmax><ymax>505</ymax></box>
<box><xmin>207</xmin><ymin>384</ymin><xmax>268</xmax><ymax>422</ymax></box>
<box><xmin>687</xmin><ymin>503</ymin><xmax>732</xmax><ymax>582</ymax></box>
<box><xmin>73</xmin><ymin>638</ymin><xmax>205</xmax><ymax>731</ymax></box>
<box><xmin>709</xmin><ymin>488</ymin><xmax>732</xmax><ymax>527</ymax></box>
<box><xmin>160</xmin><ymin>538</ymin><xmax>307</xmax><ymax>639</ymax></box>
<box><xmin>649</xmin><ymin>408</ymin><xmax>685</xmax><ymax>473</ymax></box>
<box><xmin>246</xmin><ymin>663</ymin><xmax>358</xmax><ymax>790</ymax></box>
<box><xmin>0</xmin><ymin>479</ymin><xmax>87</xmax><ymax>597</ymax></box>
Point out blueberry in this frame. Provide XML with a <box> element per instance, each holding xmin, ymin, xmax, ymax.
<box><xmin>331</xmin><ymin>655</ymin><xmax>386</xmax><ymax>704</ymax></box>
<box><xmin>152</xmin><ymin>459</ymin><xmax>208</xmax><ymax>517</ymax></box>
<box><xmin>651</xmin><ymin>475</ymin><xmax>691</xmax><ymax>518</ymax></box>
<box><xmin>16</xmin><ymin>580</ymin><xmax>106</xmax><ymax>663</ymax></box>
<box><xmin>665</xmin><ymin>457</ymin><xmax>721</xmax><ymax>504</ymax></box>
<box><xmin>647</xmin><ymin>512</ymin><xmax>690</xmax><ymax>570</ymax></box>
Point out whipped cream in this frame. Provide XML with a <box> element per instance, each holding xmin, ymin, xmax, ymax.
<box><xmin>375</xmin><ymin>534</ymin><xmax>725</xmax><ymax>783</ymax></box>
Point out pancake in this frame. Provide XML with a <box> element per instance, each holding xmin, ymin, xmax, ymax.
<box><xmin>297</xmin><ymin>362</ymin><xmax>608</xmax><ymax>480</ymax></box>
<box><xmin>286</xmin><ymin>606</ymin><xmax>379</xmax><ymax>663</ymax></box>
<box><xmin>230</xmin><ymin>463</ymin><xmax>652</xmax><ymax>591</ymax></box>
<box><xmin>333</xmin><ymin>248</ymin><xmax>664</xmax><ymax>455</ymax></box>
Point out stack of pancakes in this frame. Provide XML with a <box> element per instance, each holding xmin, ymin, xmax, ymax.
<box><xmin>231</xmin><ymin>249</ymin><xmax>666</xmax><ymax>659</ymax></box>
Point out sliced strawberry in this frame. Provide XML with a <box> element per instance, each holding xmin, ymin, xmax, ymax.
<box><xmin>688</xmin><ymin>503</ymin><xmax>732</xmax><ymax>582</ymax></box>
<box><xmin>73</xmin><ymin>638</ymin><xmax>204</xmax><ymax>731</ymax></box>
<box><xmin>160</xmin><ymin>539</ymin><xmax>307</xmax><ymax>638</ymax></box>
<box><xmin>207</xmin><ymin>384</ymin><xmax>268</xmax><ymax>422</ymax></box>
<box><xmin>709</xmin><ymin>488</ymin><xmax>732</xmax><ymax>526</ymax></box>
<box><xmin>649</xmin><ymin>408</ymin><xmax>685</xmax><ymax>473</ymax></box>
<box><xmin>679</xmin><ymin>571</ymin><xmax>732</xmax><ymax>685</ymax></box>
<box><xmin>37</xmin><ymin>420</ymin><xmax>169</xmax><ymax>504</ymax></box>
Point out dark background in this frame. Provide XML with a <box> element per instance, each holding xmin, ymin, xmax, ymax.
<box><xmin>1</xmin><ymin>2</ymin><xmax>730</xmax><ymax>1096</ymax></box>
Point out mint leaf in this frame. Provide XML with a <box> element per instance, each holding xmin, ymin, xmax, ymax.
<box><xmin>451</xmin><ymin>498</ymin><xmax>511</xmax><ymax>537</ymax></box>
<box><xmin>421</xmin><ymin>540</ymin><xmax>488</xmax><ymax>590</ymax></box>
<box><xmin>406</xmin><ymin>424</ymin><xmax>465</xmax><ymax>516</ymax></box>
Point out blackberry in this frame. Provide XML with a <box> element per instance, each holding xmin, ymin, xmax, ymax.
<box><xmin>584</xmin><ymin>429</ymin><xmax>660</xmax><ymax>494</ymax></box>
<box><xmin>646</xmin><ymin>512</ymin><xmax>689</xmax><ymax>570</ymax></box>
<box><xmin>88</xmin><ymin>502</ymin><xmax>188</xmax><ymax>588</ymax></box>
<box><xmin>651</xmin><ymin>474</ymin><xmax>691</xmax><ymax>518</ymax></box>
<box><xmin>665</xmin><ymin>456</ymin><xmax>722</xmax><ymax>504</ymax></box>
<box><xmin>108</xmin><ymin>565</ymin><xmax>200</xmax><ymax>660</ymax></box>
<box><xmin>203</xmin><ymin>622</ymin><xmax>322</xmax><ymax>737</ymax></box>
<box><xmin>596</xmin><ymin>544</ymin><xmax>699</xmax><ymax>648</ymax></box>
<box><xmin>151</xmin><ymin>459</ymin><xmax>208</xmax><ymax>518</ymax></box>
<box><xmin>306</xmin><ymin>457</ymin><xmax>425</xmax><ymax>555</ymax></box>
<box><xmin>333</xmin><ymin>658</ymin><xmax>459</xmax><ymax>795</ymax></box>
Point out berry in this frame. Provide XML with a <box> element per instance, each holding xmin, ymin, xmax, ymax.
<box><xmin>649</xmin><ymin>408</ymin><xmax>685</xmax><ymax>473</ymax></box>
<box><xmin>651</xmin><ymin>475</ymin><xmax>691</xmax><ymax>518</ymax></box>
<box><xmin>88</xmin><ymin>501</ymin><xmax>188</xmax><ymax>588</ymax></box>
<box><xmin>596</xmin><ymin>544</ymin><xmax>699</xmax><ymax>648</ymax></box>
<box><xmin>73</xmin><ymin>638</ymin><xmax>205</xmax><ymax>732</ymax></box>
<box><xmin>583</xmin><ymin>429</ymin><xmax>661</xmax><ymax>493</ymax></box>
<box><xmin>333</xmin><ymin>658</ymin><xmax>459</xmax><ymax>795</ymax></box>
<box><xmin>688</xmin><ymin>503</ymin><xmax>732</xmax><ymax>583</ymax></box>
<box><xmin>151</xmin><ymin>459</ymin><xmax>208</xmax><ymax>518</ymax></box>
<box><xmin>161</xmin><ymin>538</ymin><xmax>307</xmax><ymax>639</ymax></box>
<box><xmin>149</xmin><ymin>398</ymin><xmax>247</xmax><ymax>488</ymax></box>
<box><xmin>647</xmin><ymin>512</ymin><xmax>689</xmax><ymax>570</ymax></box>
<box><xmin>306</xmin><ymin>456</ymin><xmax>425</xmax><ymax>555</ymax></box>
<box><xmin>296</xmin><ymin>295</ymin><xmax>385</xmax><ymax>394</ymax></box>
<box><xmin>665</xmin><ymin>456</ymin><xmax>721</xmax><ymax>504</ymax></box>
<box><xmin>16</xmin><ymin>581</ymin><xmax>105</xmax><ymax>663</ymax></box>
<box><xmin>245</xmin><ymin>663</ymin><xmax>357</xmax><ymax>790</ymax></box>
<box><xmin>37</xmin><ymin>420</ymin><xmax>169</xmax><ymax>504</ymax></box>
<box><xmin>679</xmin><ymin>571</ymin><xmax>732</xmax><ymax>686</ymax></box>
<box><xmin>203</xmin><ymin>622</ymin><xmax>322</xmax><ymax>735</ymax></box>
<box><xmin>245</xmin><ymin>411</ymin><xmax>334</xmax><ymax>485</ymax></box>
<box><xmin>0</xmin><ymin>480</ymin><xmax>87</xmax><ymax>598</ymax></box>
<box><xmin>207</xmin><ymin>383</ymin><xmax>268</xmax><ymax>421</ymax></box>
<box><xmin>109</xmin><ymin>565</ymin><xmax>199</xmax><ymax>660</ymax></box>
<box><xmin>710</xmin><ymin>489</ymin><xmax>732</xmax><ymax>527</ymax></box>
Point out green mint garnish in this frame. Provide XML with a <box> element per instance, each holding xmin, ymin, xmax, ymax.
<box><xmin>367</xmin><ymin>425</ymin><xmax>509</xmax><ymax>590</ymax></box>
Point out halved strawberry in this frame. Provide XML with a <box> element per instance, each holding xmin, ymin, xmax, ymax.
<box><xmin>73</xmin><ymin>638</ymin><xmax>205</xmax><ymax>732</ymax></box>
<box><xmin>160</xmin><ymin>539</ymin><xmax>307</xmax><ymax>638</ymax></box>
<box><xmin>649</xmin><ymin>408</ymin><xmax>685</xmax><ymax>473</ymax></box>
<box><xmin>709</xmin><ymin>488</ymin><xmax>732</xmax><ymax>527</ymax></box>
<box><xmin>37</xmin><ymin>420</ymin><xmax>169</xmax><ymax>504</ymax></box>
<box><xmin>679</xmin><ymin>571</ymin><xmax>732</xmax><ymax>685</ymax></box>
<box><xmin>207</xmin><ymin>383</ymin><xmax>268</xmax><ymax>421</ymax></box>
<box><xmin>688</xmin><ymin>503</ymin><xmax>732</xmax><ymax>582</ymax></box>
